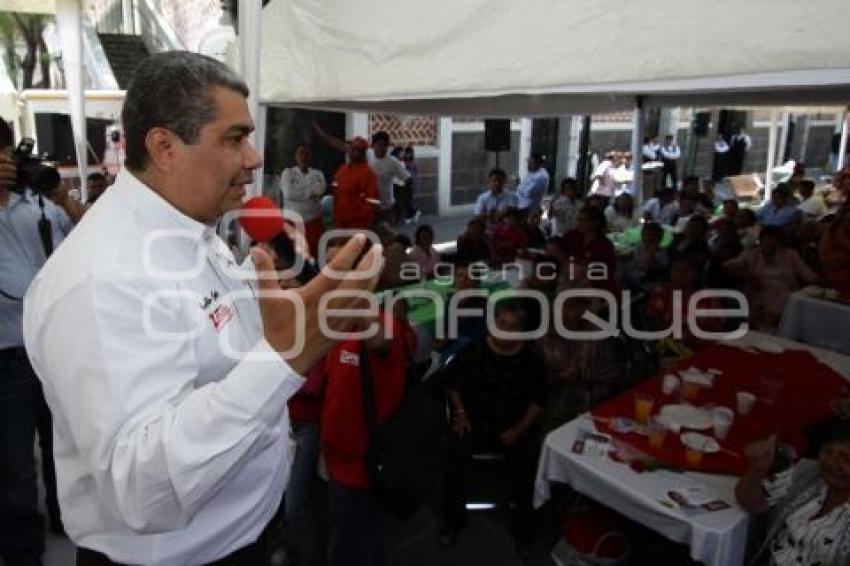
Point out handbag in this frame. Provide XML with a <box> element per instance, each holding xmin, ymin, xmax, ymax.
<box><xmin>360</xmin><ymin>346</ymin><xmax>446</xmax><ymax>519</ymax></box>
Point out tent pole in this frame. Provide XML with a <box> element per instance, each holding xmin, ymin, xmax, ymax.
<box><xmin>577</xmin><ymin>115</ymin><xmax>591</xmax><ymax>194</ymax></box>
<box><xmin>777</xmin><ymin>112</ymin><xmax>790</xmax><ymax>165</ymax></box>
<box><xmin>630</xmin><ymin>98</ymin><xmax>644</xmax><ymax>203</ymax></box>
<box><xmin>239</xmin><ymin>0</ymin><xmax>263</xmax><ymax>197</ymax></box>
<box><xmin>835</xmin><ymin>111</ymin><xmax>850</xmax><ymax>171</ymax></box>
<box><xmin>765</xmin><ymin>109</ymin><xmax>779</xmax><ymax>200</ymax></box>
<box><xmin>56</xmin><ymin>0</ymin><xmax>87</xmax><ymax>195</ymax></box>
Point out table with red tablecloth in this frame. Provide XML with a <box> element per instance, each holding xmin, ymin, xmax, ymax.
<box><xmin>591</xmin><ymin>343</ymin><xmax>847</xmax><ymax>476</ymax></box>
<box><xmin>534</xmin><ymin>332</ymin><xmax>850</xmax><ymax>566</ymax></box>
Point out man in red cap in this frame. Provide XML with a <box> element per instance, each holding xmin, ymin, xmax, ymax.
<box><xmin>333</xmin><ymin>137</ymin><xmax>379</xmax><ymax>230</ymax></box>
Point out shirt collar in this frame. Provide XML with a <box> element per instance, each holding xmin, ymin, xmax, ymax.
<box><xmin>113</xmin><ymin>168</ymin><xmax>215</xmax><ymax>244</ymax></box>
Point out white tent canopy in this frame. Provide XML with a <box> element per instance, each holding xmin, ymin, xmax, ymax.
<box><xmin>260</xmin><ymin>0</ymin><xmax>850</xmax><ymax>116</ymax></box>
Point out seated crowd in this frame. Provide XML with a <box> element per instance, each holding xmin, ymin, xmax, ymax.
<box><xmin>272</xmin><ymin>134</ymin><xmax>850</xmax><ymax>566</ymax></box>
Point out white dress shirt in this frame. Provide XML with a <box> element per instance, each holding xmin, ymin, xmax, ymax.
<box><xmin>473</xmin><ymin>189</ymin><xmax>518</xmax><ymax>218</ymax></box>
<box><xmin>23</xmin><ymin>169</ymin><xmax>304</xmax><ymax>565</ymax></box>
<box><xmin>516</xmin><ymin>167</ymin><xmax>549</xmax><ymax>210</ymax></box>
<box><xmin>280</xmin><ymin>166</ymin><xmax>326</xmax><ymax>221</ymax></box>
<box><xmin>660</xmin><ymin>144</ymin><xmax>681</xmax><ymax>161</ymax></box>
<box><xmin>367</xmin><ymin>150</ymin><xmax>410</xmax><ymax>208</ymax></box>
<box><xmin>590</xmin><ymin>159</ymin><xmax>616</xmax><ymax>197</ymax></box>
<box><xmin>642</xmin><ymin>143</ymin><xmax>660</xmax><ymax>161</ymax></box>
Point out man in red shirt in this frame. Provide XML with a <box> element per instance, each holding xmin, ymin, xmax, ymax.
<box><xmin>321</xmin><ymin>312</ymin><xmax>415</xmax><ymax>566</ymax></box>
<box><xmin>332</xmin><ymin>137</ymin><xmax>379</xmax><ymax>230</ymax></box>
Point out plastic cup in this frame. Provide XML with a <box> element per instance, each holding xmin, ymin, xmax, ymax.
<box><xmin>634</xmin><ymin>393</ymin><xmax>655</xmax><ymax>423</ymax></box>
<box><xmin>648</xmin><ymin>418</ymin><xmax>668</xmax><ymax>449</ymax></box>
<box><xmin>712</xmin><ymin>407</ymin><xmax>734</xmax><ymax>440</ymax></box>
<box><xmin>685</xmin><ymin>446</ymin><xmax>704</xmax><ymax>467</ymax></box>
<box><xmin>737</xmin><ymin>391</ymin><xmax>756</xmax><ymax>415</ymax></box>
<box><xmin>662</xmin><ymin>374</ymin><xmax>680</xmax><ymax>395</ymax></box>
<box><xmin>682</xmin><ymin>380</ymin><xmax>700</xmax><ymax>403</ymax></box>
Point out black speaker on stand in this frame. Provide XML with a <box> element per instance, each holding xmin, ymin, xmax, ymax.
<box><xmin>484</xmin><ymin>119</ymin><xmax>511</xmax><ymax>168</ymax></box>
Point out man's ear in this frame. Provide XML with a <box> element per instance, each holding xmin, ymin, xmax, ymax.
<box><xmin>144</xmin><ymin>127</ymin><xmax>180</xmax><ymax>172</ymax></box>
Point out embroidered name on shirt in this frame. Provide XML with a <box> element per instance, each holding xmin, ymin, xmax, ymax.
<box><xmin>199</xmin><ymin>290</ymin><xmax>220</xmax><ymax>311</ymax></box>
<box><xmin>209</xmin><ymin>303</ymin><xmax>235</xmax><ymax>332</ymax></box>
<box><xmin>340</xmin><ymin>350</ymin><xmax>360</xmax><ymax>366</ymax></box>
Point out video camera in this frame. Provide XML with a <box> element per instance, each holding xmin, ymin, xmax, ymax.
<box><xmin>12</xmin><ymin>137</ymin><xmax>60</xmax><ymax>195</ymax></box>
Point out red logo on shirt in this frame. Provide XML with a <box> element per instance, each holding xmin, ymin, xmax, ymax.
<box><xmin>209</xmin><ymin>304</ymin><xmax>235</xmax><ymax>332</ymax></box>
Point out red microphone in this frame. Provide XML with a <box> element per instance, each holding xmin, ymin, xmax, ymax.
<box><xmin>239</xmin><ymin>196</ymin><xmax>319</xmax><ymax>283</ymax></box>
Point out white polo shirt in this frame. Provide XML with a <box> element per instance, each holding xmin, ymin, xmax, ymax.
<box><xmin>23</xmin><ymin>169</ymin><xmax>303</xmax><ymax>565</ymax></box>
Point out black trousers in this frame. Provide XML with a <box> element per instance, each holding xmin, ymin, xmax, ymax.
<box><xmin>327</xmin><ymin>481</ymin><xmax>387</xmax><ymax>566</ymax></box>
<box><xmin>0</xmin><ymin>347</ymin><xmax>58</xmax><ymax>562</ymax></box>
<box><xmin>440</xmin><ymin>429</ymin><xmax>538</xmax><ymax>541</ymax></box>
<box><xmin>662</xmin><ymin>159</ymin><xmax>678</xmax><ymax>189</ymax></box>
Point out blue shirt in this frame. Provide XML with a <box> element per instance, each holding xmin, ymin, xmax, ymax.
<box><xmin>516</xmin><ymin>167</ymin><xmax>549</xmax><ymax>210</ymax></box>
<box><xmin>758</xmin><ymin>202</ymin><xmax>799</xmax><ymax>228</ymax></box>
<box><xmin>0</xmin><ymin>190</ymin><xmax>72</xmax><ymax>348</ymax></box>
<box><xmin>473</xmin><ymin>189</ymin><xmax>518</xmax><ymax>217</ymax></box>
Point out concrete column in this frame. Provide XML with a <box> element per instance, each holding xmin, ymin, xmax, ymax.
<box><xmin>346</xmin><ymin>112</ymin><xmax>369</xmax><ymax>139</ymax></box>
<box><xmin>438</xmin><ymin>117</ymin><xmax>453</xmax><ymax>216</ymax></box>
<box><xmin>765</xmin><ymin>109</ymin><xmax>779</xmax><ymax>199</ymax></box>
<box><xmin>554</xmin><ymin>116</ymin><xmax>572</xmax><ymax>184</ymax></box>
<box><xmin>835</xmin><ymin>112</ymin><xmax>850</xmax><ymax>171</ymax></box>
<box><xmin>630</xmin><ymin>101</ymin><xmax>644</xmax><ymax>203</ymax></box>
<box><xmin>518</xmin><ymin>117</ymin><xmax>532</xmax><ymax>179</ymax></box>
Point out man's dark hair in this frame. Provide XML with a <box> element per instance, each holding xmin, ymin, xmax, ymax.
<box><xmin>488</xmin><ymin>168</ymin><xmax>506</xmax><ymax>180</ymax></box>
<box><xmin>87</xmin><ymin>172</ymin><xmax>106</xmax><ymax>183</ymax></box>
<box><xmin>0</xmin><ymin>120</ymin><xmax>13</xmax><ymax>150</ymax></box>
<box><xmin>371</xmin><ymin>131</ymin><xmax>390</xmax><ymax>145</ymax></box>
<box><xmin>772</xmin><ymin>182</ymin><xmax>791</xmax><ymax>197</ymax></box>
<box><xmin>800</xmin><ymin>179</ymin><xmax>816</xmax><ymax>193</ymax></box>
<box><xmin>121</xmin><ymin>51</ymin><xmax>249</xmax><ymax>171</ymax></box>
<box><xmin>530</xmin><ymin>151</ymin><xmax>544</xmax><ymax>163</ymax></box>
<box><xmin>561</xmin><ymin>177</ymin><xmax>578</xmax><ymax>190</ymax></box>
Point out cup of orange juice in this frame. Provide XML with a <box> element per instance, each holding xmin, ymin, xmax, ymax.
<box><xmin>681</xmin><ymin>380</ymin><xmax>700</xmax><ymax>403</ymax></box>
<box><xmin>634</xmin><ymin>392</ymin><xmax>654</xmax><ymax>423</ymax></box>
<box><xmin>685</xmin><ymin>446</ymin><xmax>704</xmax><ymax>466</ymax></box>
<box><xmin>648</xmin><ymin>417</ymin><xmax>668</xmax><ymax>449</ymax></box>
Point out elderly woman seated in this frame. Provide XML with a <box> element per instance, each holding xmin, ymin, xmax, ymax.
<box><xmin>736</xmin><ymin>419</ymin><xmax>850</xmax><ymax>566</ymax></box>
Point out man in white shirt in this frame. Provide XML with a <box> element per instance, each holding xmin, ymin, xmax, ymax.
<box><xmin>729</xmin><ymin>127</ymin><xmax>752</xmax><ymax>176</ymax></box>
<box><xmin>22</xmin><ymin>51</ymin><xmax>383</xmax><ymax>566</ymax></box>
<box><xmin>367</xmin><ymin>131</ymin><xmax>410</xmax><ymax>226</ymax></box>
<box><xmin>312</xmin><ymin>127</ymin><xmax>411</xmax><ymax>227</ymax></box>
<box><xmin>660</xmin><ymin>135</ymin><xmax>681</xmax><ymax>189</ymax></box>
<box><xmin>641</xmin><ymin>136</ymin><xmax>660</xmax><ymax>162</ymax></box>
<box><xmin>797</xmin><ymin>179</ymin><xmax>827</xmax><ymax>221</ymax></box>
<box><xmin>713</xmin><ymin>134</ymin><xmax>730</xmax><ymax>181</ymax></box>
<box><xmin>473</xmin><ymin>168</ymin><xmax>518</xmax><ymax>227</ymax></box>
<box><xmin>280</xmin><ymin>143</ymin><xmax>326</xmax><ymax>256</ymax></box>
<box><xmin>642</xmin><ymin>187</ymin><xmax>680</xmax><ymax>226</ymax></box>
<box><xmin>589</xmin><ymin>151</ymin><xmax>618</xmax><ymax>204</ymax></box>
<box><xmin>516</xmin><ymin>152</ymin><xmax>549</xmax><ymax>213</ymax></box>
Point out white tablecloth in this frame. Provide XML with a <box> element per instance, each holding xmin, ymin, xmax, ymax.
<box><xmin>777</xmin><ymin>287</ymin><xmax>850</xmax><ymax>355</ymax></box>
<box><xmin>534</xmin><ymin>331</ymin><xmax>850</xmax><ymax>566</ymax></box>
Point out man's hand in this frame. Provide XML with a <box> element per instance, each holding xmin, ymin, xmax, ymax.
<box><xmin>499</xmin><ymin>428</ymin><xmax>521</xmax><ymax>447</ymax></box>
<box><xmin>0</xmin><ymin>150</ymin><xmax>17</xmax><ymax>193</ymax></box>
<box><xmin>744</xmin><ymin>434</ymin><xmax>776</xmax><ymax>476</ymax></box>
<box><xmin>252</xmin><ymin>233</ymin><xmax>384</xmax><ymax>375</ymax></box>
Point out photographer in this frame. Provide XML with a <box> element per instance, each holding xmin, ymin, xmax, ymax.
<box><xmin>0</xmin><ymin>121</ymin><xmax>81</xmax><ymax>565</ymax></box>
